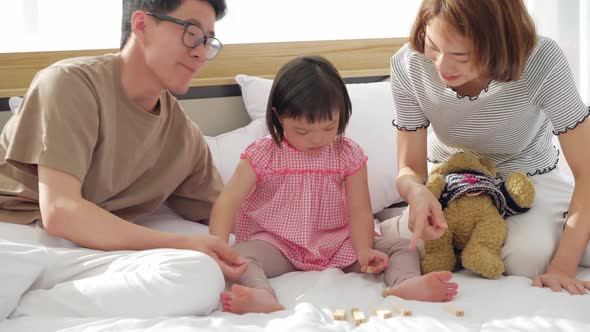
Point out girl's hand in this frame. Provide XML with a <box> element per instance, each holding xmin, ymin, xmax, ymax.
<box><xmin>358</xmin><ymin>248</ymin><xmax>389</xmax><ymax>276</ymax></box>
<box><xmin>407</xmin><ymin>185</ymin><xmax>447</xmax><ymax>249</ymax></box>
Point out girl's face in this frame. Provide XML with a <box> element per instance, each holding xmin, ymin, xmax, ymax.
<box><xmin>424</xmin><ymin>17</ymin><xmax>481</xmax><ymax>87</ymax></box>
<box><xmin>280</xmin><ymin>111</ymin><xmax>340</xmax><ymax>155</ymax></box>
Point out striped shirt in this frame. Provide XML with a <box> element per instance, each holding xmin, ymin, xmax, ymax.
<box><xmin>391</xmin><ymin>37</ymin><xmax>589</xmax><ymax>179</ymax></box>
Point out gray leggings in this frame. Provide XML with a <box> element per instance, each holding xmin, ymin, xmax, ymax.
<box><xmin>233</xmin><ymin>228</ymin><xmax>420</xmax><ymax>297</ymax></box>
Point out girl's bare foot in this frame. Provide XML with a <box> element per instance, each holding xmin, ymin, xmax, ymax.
<box><xmin>388</xmin><ymin>271</ymin><xmax>458</xmax><ymax>302</ymax></box>
<box><xmin>220</xmin><ymin>284</ymin><xmax>285</xmax><ymax>314</ymax></box>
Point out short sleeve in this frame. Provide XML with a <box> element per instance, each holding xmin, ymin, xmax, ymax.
<box><xmin>340</xmin><ymin>138</ymin><xmax>368</xmax><ymax>177</ymax></box>
<box><xmin>239</xmin><ymin>136</ymin><xmax>274</xmax><ymax>181</ymax></box>
<box><xmin>528</xmin><ymin>38</ymin><xmax>589</xmax><ymax>134</ymax></box>
<box><xmin>166</xmin><ymin>126</ymin><xmax>223</xmax><ymax>221</ymax></box>
<box><xmin>4</xmin><ymin>66</ymin><xmax>99</xmax><ymax>182</ymax></box>
<box><xmin>390</xmin><ymin>45</ymin><xmax>430</xmax><ymax>131</ymax></box>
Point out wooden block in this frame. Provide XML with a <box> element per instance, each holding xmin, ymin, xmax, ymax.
<box><xmin>375</xmin><ymin>309</ymin><xmax>393</xmax><ymax>319</ymax></box>
<box><xmin>351</xmin><ymin>308</ymin><xmax>366</xmax><ymax>325</ymax></box>
<box><xmin>366</xmin><ymin>267</ymin><xmax>374</xmax><ymax>274</ymax></box>
<box><xmin>443</xmin><ymin>305</ymin><xmax>464</xmax><ymax>317</ymax></box>
<box><xmin>381</xmin><ymin>288</ymin><xmax>390</xmax><ymax>298</ymax></box>
<box><xmin>332</xmin><ymin>309</ymin><xmax>347</xmax><ymax>321</ymax></box>
<box><xmin>392</xmin><ymin>305</ymin><xmax>412</xmax><ymax>316</ymax></box>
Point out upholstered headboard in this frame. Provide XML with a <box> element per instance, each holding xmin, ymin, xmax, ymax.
<box><xmin>0</xmin><ymin>38</ymin><xmax>406</xmax><ymax>135</ymax></box>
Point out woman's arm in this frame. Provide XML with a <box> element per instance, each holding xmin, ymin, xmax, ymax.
<box><xmin>534</xmin><ymin>120</ymin><xmax>590</xmax><ymax>294</ymax></box>
<box><xmin>397</xmin><ymin>128</ymin><xmax>429</xmax><ymax>199</ymax></box>
<box><xmin>396</xmin><ymin>128</ymin><xmax>447</xmax><ymax>249</ymax></box>
<box><xmin>209</xmin><ymin>159</ymin><xmax>257</xmax><ymax>242</ymax></box>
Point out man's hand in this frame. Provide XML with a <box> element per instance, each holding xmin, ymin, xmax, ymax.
<box><xmin>184</xmin><ymin>235</ymin><xmax>248</xmax><ymax>282</ymax></box>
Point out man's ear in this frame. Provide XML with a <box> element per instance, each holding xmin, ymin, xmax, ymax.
<box><xmin>130</xmin><ymin>11</ymin><xmax>148</xmax><ymax>44</ymax></box>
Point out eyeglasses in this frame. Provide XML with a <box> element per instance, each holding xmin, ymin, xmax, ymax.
<box><xmin>147</xmin><ymin>12</ymin><xmax>223</xmax><ymax>60</ymax></box>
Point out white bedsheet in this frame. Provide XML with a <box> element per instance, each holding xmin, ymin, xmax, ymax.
<box><xmin>1</xmin><ymin>206</ymin><xmax>589</xmax><ymax>332</ymax></box>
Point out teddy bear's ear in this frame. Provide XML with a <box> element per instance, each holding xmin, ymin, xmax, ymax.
<box><xmin>479</xmin><ymin>157</ymin><xmax>497</xmax><ymax>175</ymax></box>
<box><xmin>430</xmin><ymin>163</ymin><xmax>443</xmax><ymax>175</ymax></box>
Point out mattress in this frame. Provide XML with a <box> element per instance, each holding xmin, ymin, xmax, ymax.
<box><xmin>1</xmin><ymin>205</ymin><xmax>589</xmax><ymax>332</ymax></box>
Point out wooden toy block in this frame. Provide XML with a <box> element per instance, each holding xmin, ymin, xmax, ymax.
<box><xmin>332</xmin><ymin>309</ymin><xmax>347</xmax><ymax>321</ymax></box>
<box><xmin>375</xmin><ymin>309</ymin><xmax>393</xmax><ymax>319</ymax></box>
<box><xmin>381</xmin><ymin>288</ymin><xmax>390</xmax><ymax>298</ymax></box>
<box><xmin>351</xmin><ymin>308</ymin><xmax>366</xmax><ymax>325</ymax></box>
<box><xmin>392</xmin><ymin>305</ymin><xmax>412</xmax><ymax>316</ymax></box>
<box><xmin>366</xmin><ymin>267</ymin><xmax>374</xmax><ymax>274</ymax></box>
<box><xmin>443</xmin><ymin>305</ymin><xmax>464</xmax><ymax>317</ymax></box>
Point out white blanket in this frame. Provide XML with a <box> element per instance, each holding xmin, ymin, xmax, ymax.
<box><xmin>1</xmin><ymin>206</ymin><xmax>589</xmax><ymax>332</ymax></box>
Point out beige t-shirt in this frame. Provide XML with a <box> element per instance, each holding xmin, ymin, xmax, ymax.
<box><xmin>0</xmin><ymin>53</ymin><xmax>223</xmax><ymax>224</ymax></box>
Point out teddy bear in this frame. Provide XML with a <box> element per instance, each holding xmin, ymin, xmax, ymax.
<box><xmin>420</xmin><ymin>152</ymin><xmax>535</xmax><ymax>279</ymax></box>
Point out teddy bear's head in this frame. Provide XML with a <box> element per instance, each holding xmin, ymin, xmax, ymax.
<box><xmin>431</xmin><ymin>152</ymin><xmax>497</xmax><ymax>177</ymax></box>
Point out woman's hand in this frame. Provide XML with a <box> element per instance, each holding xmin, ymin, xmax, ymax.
<box><xmin>357</xmin><ymin>248</ymin><xmax>389</xmax><ymax>276</ymax></box>
<box><xmin>407</xmin><ymin>185</ymin><xmax>448</xmax><ymax>249</ymax></box>
<box><xmin>533</xmin><ymin>267</ymin><xmax>590</xmax><ymax>295</ymax></box>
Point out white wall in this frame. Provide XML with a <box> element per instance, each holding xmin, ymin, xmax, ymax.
<box><xmin>526</xmin><ymin>0</ymin><xmax>589</xmax><ymax>104</ymax></box>
<box><xmin>0</xmin><ymin>0</ymin><xmax>122</xmax><ymax>52</ymax></box>
<box><xmin>216</xmin><ymin>0</ymin><xmax>421</xmax><ymax>44</ymax></box>
<box><xmin>0</xmin><ymin>0</ymin><xmax>421</xmax><ymax>53</ymax></box>
<box><xmin>0</xmin><ymin>0</ymin><xmax>587</xmax><ymax>103</ymax></box>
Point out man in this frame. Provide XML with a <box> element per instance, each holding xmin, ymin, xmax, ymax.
<box><xmin>0</xmin><ymin>0</ymin><xmax>246</xmax><ymax>318</ymax></box>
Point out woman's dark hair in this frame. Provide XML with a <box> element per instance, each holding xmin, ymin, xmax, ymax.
<box><xmin>409</xmin><ymin>0</ymin><xmax>536</xmax><ymax>81</ymax></box>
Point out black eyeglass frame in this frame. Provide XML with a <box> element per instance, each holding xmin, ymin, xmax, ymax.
<box><xmin>147</xmin><ymin>12</ymin><xmax>223</xmax><ymax>60</ymax></box>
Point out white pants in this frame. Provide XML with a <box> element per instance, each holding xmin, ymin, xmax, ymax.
<box><xmin>0</xmin><ymin>221</ymin><xmax>224</xmax><ymax>320</ymax></box>
<box><xmin>385</xmin><ymin>170</ymin><xmax>590</xmax><ymax>278</ymax></box>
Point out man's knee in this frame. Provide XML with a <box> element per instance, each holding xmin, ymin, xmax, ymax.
<box><xmin>0</xmin><ymin>242</ymin><xmax>47</xmax><ymax>319</ymax></box>
<box><xmin>153</xmin><ymin>250</ymin><xmax>224</xmax><ymax>315</ymax></box>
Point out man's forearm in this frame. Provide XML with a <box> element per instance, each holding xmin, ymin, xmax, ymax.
<box><xmin>46</xmin><ymin>198</ymin><xmax>191</xmax><ymax>251</ymax></box>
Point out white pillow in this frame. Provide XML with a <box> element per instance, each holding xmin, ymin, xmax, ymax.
<box><xmin>205</xmin><ymin>118</ymin><xmax>268</xmax><ymax>183</ymax></box>
<box><xmin>234</xmin><ymin>75</ymin><xmax>401</xmax><ymax>213</ymax></box>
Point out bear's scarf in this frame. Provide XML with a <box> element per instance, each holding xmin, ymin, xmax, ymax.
<box><xmin>440</xmin><ymin>171</ymin><xmax>530</xmax><ymax>218</ymax></box>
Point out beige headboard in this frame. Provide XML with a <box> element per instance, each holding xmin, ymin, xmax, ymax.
<box><xmin>0</xmin><ymin>38</ymin><xmax>406</xmax><ymax>135</ymax></box>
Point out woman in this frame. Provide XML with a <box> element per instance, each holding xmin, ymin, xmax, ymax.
<box><xmin>391</xmin><ymin>0</ymin><xmax>590</xmax><ymax>294</ymax></box>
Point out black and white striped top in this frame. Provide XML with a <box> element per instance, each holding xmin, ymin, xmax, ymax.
<box><xmin>391</xmin><ymin>37</ymin><xmax>589</xmax><ymax>178</ymax></box>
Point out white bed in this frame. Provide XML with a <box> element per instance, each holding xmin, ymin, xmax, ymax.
<box><xmin>2</xmin><ymin>76</ymin><xmax>589</xmax><ymax>331</ymax></box>
<box><xmin>0</xmin><ymin>204</ymin><xmax>589</xmax><ymax>332</ymax></box>
<box><xmin>2</xmin><ymin>273</ymin><xmax>590</xmax><ymax>332</ymax></box>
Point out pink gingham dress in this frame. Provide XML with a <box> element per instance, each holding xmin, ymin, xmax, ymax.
<box><xmin>234</xmin><ymin>136</ymin><xmax>368</xmax><ymax>271</ymax></box>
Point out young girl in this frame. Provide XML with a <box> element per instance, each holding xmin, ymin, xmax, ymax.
<box><xmin>209</xmin><ymin>55</ymin><xmax>458</xmax><ymax>314</ymax></box>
